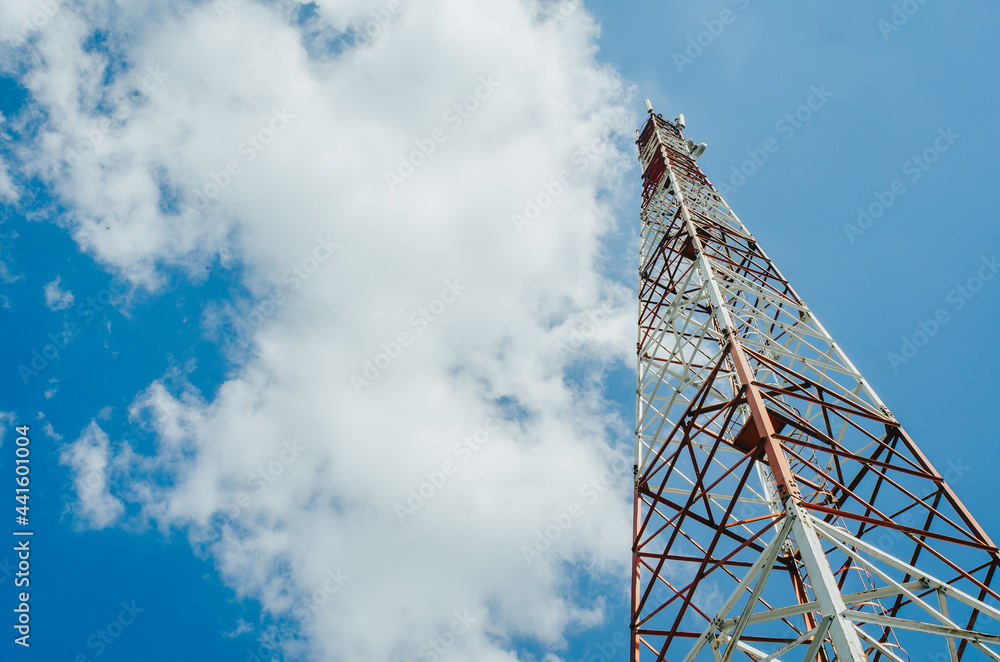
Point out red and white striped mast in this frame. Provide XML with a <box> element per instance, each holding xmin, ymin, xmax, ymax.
<box><xmin>632</xmin><ymin>100</ymin><xmax>1000</xmax><ymax>662</ymax></box>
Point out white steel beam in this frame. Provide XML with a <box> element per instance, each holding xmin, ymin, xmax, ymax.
<box><xmin>785</xmin><ymin>499</ymin><xmax>869</xmax><ymax>662</ymax></box>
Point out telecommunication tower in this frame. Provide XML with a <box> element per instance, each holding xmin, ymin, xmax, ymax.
<box><xmin>631</xmin><ymin>101</ymin><xmax>1000</xmax><ymax>662</ymax></box>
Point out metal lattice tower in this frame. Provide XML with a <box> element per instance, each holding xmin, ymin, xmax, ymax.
<box><xmin>631</xmin><ymin>102</ymin><xmax>1000</xmax><ymax>662</ymax></box>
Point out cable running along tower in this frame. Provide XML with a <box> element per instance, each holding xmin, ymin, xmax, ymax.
<box><xmin>631</xmin><ymin>102</ymin><xmax>1000</xmax><ymax>662</ymax></box>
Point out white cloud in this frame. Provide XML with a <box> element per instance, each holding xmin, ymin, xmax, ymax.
<box><xmin>59</xmin><ymin>421</ymin><xmax>125</xmax><ymax>529</ymax></box>
<box><xmin>0</xmin><ymin>230</ymin><xmax>22</xmax><ymax>284</ymax></box>
<box><xmin>0</xmin><ymin>411</ymin><xmax>15</xmax><ymax>449</ymax></box>
<box><xmin>0</xmin><ymin>159</ymin><xmax>15</xmax><ymax>202</ymax></box>
<box><xmin>0</xmin><ymin>0</ymin><xmax>61</xmax><ymax>45</ymax></box>
<box><xmin>43</xmin><ymin>275</ymin><xmax>74</xmax><ymax>310</ymax></box>
<box><xmin>223</xmin><ymin>618</ymin><xmax>254</xmax><ymax>639</ymax></box>
<box><xmin>11</xmin><ymin>0</ymin><xmax>641</xmax><ymax>660</ymax></box>
<box><xmin>0</xmin><ymin>111</ymin><xmax>19</xmax><ymax>201</ymax></box>
<box><xmin>42</xmin><ymin>421</ymin><xmax>62</xmax><ymax>439</ymax></box>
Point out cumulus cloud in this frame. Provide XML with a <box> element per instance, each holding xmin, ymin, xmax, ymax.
<box><xmin>0</xmin><ymin>112</ymin><xmax>18</xmax><ymax>201</ymax></box>
<box><xmin>16</xmin><ymin>0</ymin><xmax>641</xmax><ymax>659</ymax></box>
<box><xmin>0</xmin><ymin>230</ymin><xmax>21</xmax><ymax>285</ymax></box>
<box><xmin>43</xmin><ymin>276</ymin><xmax>74</xmax><ymax>310</ymax></box>
<box><xmin>0</xmin><ymin>0</ymin><xmax>61</xmax><ymax>45</ymax></box>
<box><xmin>0</xmin><ymin>159</ymin><xmax>15</xmax><ymax>202</ymax></box>
<box><xmin>59</xmin><ymin>421</ymin><xmax>125</xmax><ymax>529</ymax></box>
<box><xmin>224</xmin><ymin>618</ymin><xmax>254</xmax><ymax>639</ymax></box>
<box><xmin>0</xmin><ymin>411</ymin><xmax>15</xmax><ymax>449</ymax></box>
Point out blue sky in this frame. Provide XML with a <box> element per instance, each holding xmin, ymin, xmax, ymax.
<box><xmin>1</xmin><ymin>1</ymin><xmax>998</xmax><ymax>660</ymax></box>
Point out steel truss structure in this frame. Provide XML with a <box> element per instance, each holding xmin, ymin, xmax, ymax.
<box><xmin>631</xmin><ymin>104</ymin><xmax>1000</xmax><ymax>662</ymax></box>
